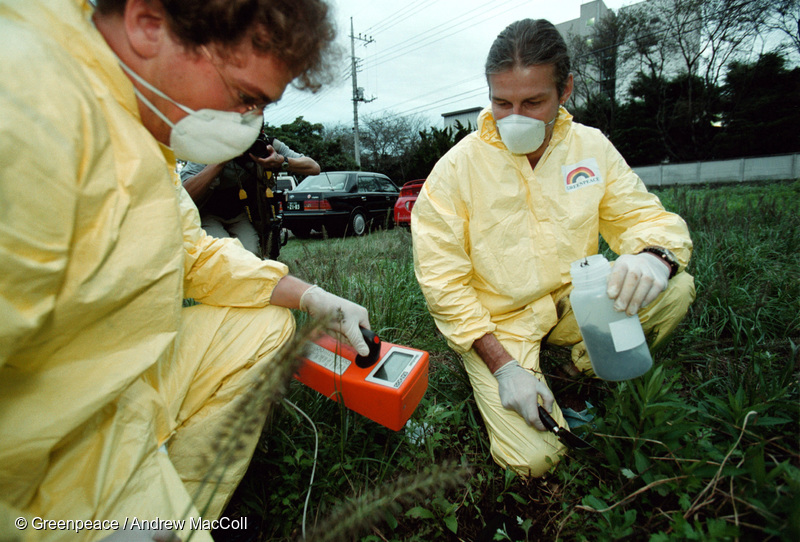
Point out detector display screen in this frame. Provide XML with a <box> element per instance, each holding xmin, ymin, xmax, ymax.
<box><xmin>373</xmin><ymin>351</ymin><xmax>414</xmax><ymax>382</ymax></box>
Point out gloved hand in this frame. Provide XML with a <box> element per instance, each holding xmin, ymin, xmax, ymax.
<box><xmin>299</xmin><ymin>285</ymin><xmax>370</xmax><ymax>356</ymax></box>
<box><xmin>493</xmin><ymin>360</ymin><xmax>554</xmax><ymax>431</ymax></box>
<box><xmin>606</xmin><ymin>253</ymin><xmax>670</xmax><ymax>316</ymax></box>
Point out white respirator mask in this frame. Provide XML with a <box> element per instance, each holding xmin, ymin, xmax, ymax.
<box><xmin>117</xmin><ymin>60</ymin><xmax>262</xmax><ymax>164</ymax></box>
<box><xmin>495</xmin><ymin>113</ymin><xmax>557</xmax><ymax>155</ymax></box>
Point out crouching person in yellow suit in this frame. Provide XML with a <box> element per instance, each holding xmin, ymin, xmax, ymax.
<box><xmin>0</xmin><ymin>1</ymin><xmax>365</xmax><ymax>540</ymax></box>
<box><xmin>412</xmin><ymin>19</ymin><xmax>695</xmax><ymax>478</ymax></box>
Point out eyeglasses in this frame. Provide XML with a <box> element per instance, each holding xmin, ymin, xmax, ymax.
<box><xmin>201</xmin><ymin>46</ymin><xmax>272</xmax><ymax>115</ymax></box>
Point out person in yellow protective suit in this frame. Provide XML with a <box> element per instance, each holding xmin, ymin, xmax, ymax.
<box><xmin>0</xmin><ymin>1</ymin><xmax>367</xmax><ymax>541</ymax></box>
<box><xmin>411</xmin><ymin>19</ymin><xmax>695</xmax><ymax>477</ymax></box>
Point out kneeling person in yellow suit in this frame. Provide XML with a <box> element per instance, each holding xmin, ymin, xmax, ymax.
<box><xmin>411</xmin><ymin>19</ymin><xmax>695</xmax><ymax>477</ymax></box>
<box><xmin>0</xmin><ymin>0</ymin><xmax>365</xmax><ymax>540</ymax></box>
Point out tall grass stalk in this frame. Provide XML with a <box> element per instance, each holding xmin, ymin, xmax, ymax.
<box><xmin>180</xmin><ymin>319</ymin><xmax>326</xmax><ymax>541</ymax></box>
<box><xmin>224</xmin><ymin>181</ymin><xmax>799</xmax><ymax>541</ymax></box>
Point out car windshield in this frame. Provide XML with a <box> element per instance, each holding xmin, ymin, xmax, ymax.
<box><xmin>295</xmin><ymin>172</ymin><xmax>350</xmax><ymax>191</ymax></box>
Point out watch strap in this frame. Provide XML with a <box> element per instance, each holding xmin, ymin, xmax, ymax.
<box><xmin>639</xmin><ymin>246</ymin><xmax>679</xmax><ymax>279</ymax></box>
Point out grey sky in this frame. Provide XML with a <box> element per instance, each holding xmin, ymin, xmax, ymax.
<box><xmin>266</xmin><ymin>0</ymin><xmax>633</xmax><ymax>129</ymax></box>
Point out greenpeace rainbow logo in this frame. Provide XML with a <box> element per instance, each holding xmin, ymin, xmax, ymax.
<box><xmin>562</xmin><ymin>159</ymin><xmax>602</xmax><ymax>192</ymax></box>
<box><xmin>566</xmin><ymin>166</ymin><xmax>597</xmax><ymax>186</ymax></box>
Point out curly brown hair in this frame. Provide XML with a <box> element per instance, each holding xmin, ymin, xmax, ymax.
<box><xmin>95</xmin><ymin>0</ymin><xmax>339</xmax><ymax>92</ymax></box>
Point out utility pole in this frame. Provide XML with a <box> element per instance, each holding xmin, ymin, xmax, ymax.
<box><xmin>349</xmin><ymin>17</ymin><xmax>374</xmax><ymax>167</ymax></box>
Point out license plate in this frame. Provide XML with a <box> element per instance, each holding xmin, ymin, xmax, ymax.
<box><xmin>288</xmin><ymin>201</ymin><xmax>300</xmax><ymax>211</ymax></box>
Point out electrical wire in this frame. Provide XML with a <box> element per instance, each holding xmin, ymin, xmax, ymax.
<box><xmin>363</xmin><ymin>0</ymin><xmax>530</xmax><ymax>70</ymax></box>
<box><xmin>284</xmin><ymin>0</ymin><xmax>535</xmax><ymax>124</ymax></box>
<box><xmin>270</xmin><ymin>0</ymin><xmax>527</xmax><ymax>124</ymax></box>
<box><xmin>364</xmin><ymin>0</ymin><xmax>522</xmax><ymax>65</ymax></box>
<box><xmin>371</xmin><ymin>85</ymin><xmax>487</xmax><ymax>121</ymax></box>
<box><xmin>368</xmin><ymin>74</ymin><xmax>485</xmax><ymax>115</ymax></box>
<box><xmin>363</xmin><ymin>0</ymin><xmax>438</xmax><ymax>36</ymax></box>
<box><xmin>272</xmin><ymin>1</ymin><xmax>755</xmax><ymax>127</ymax></box>
<box><xmin>282</xmin><ymin>399</ymin><xmax>318</xmax><ymax>540</ymax></box>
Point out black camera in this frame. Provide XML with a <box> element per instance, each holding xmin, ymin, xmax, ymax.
<box><xmin>234</xmin><ymin>134</ymin><xmax>272</xmax><ymax>167</ymax></box>
<box><xmin>246</xmin><ymin>135</ymin><xmax>271</xmax><ymax>158</ymax></box>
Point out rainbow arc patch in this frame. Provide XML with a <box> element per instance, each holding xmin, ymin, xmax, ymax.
<box><xmin>562</xmin><ymin>158</ymin><xmax>602</xmax><ymax>192</ymax></box>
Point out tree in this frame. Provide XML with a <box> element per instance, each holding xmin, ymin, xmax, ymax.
<box><xmin>714</xmin><ymin>52</ymin><xmax>800</xmax><ymax>158</ymax></box>
<box><xmin>405</xmin><ymin>122</ymin><xmax>472</xmax><ymax>181</ymax></box>
<box><xmin>358</xmin><ymin>112</ymin><xmax>427</xmax><ymax>182</ymax></box>
<box><xmin>617</xmin><ymin>0</ymin><xmax>771</xmax><ymax>161</ymax></box>
<box><xmin>264</xmin><ymin>117</ymin><xmax>358</xmax><ymax>175</ymax></box>
<box><xmin>319</xmin><ymin>123</ymin><xmax>361</xmax><ymax>171</ymax></box>
<box><xmin>613</xmin><ymin>71</ymin><xmax>720</xmax><ymax>164</ymax></box>
<box><xmin>567</xmin><ymin>10</ymin><xmax>633</xmax><ymax>135</ymax></box>
<box><xmin>765</xmin><ymin>0</ymin><xmax>800</xmax><ymax>57</ymax></box>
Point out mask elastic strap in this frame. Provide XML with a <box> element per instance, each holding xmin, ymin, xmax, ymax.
<box><xmin>117</xmin><ymin>59</ymin><xmax>195</xmax><ymax>123</ymax></box>
<box><xmin>128</xmin><ymin>84</ymin><xmax>177</xmax><ymax>129</ymax></box>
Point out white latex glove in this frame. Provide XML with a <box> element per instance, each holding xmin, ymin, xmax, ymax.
<box><xmin>606</xmin><ymin>253</ymin><xmax>671</xmax><ymax>316</ymax></box>
<box><xmin>493</xmin><ymin>360</ymin><xmax>554</xmax><ymax>431</ymax></box>
<box><xmin>299</xmin><ymin>285</ymin><xmax>370</xmax><ymax>356</ymax></box>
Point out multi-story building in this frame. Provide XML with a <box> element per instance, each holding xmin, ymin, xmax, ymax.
<box><xmin>558</xmin><ymin>0</ymin><xmax>702</xmax><ymax>107</ymax></box>
<box><xmin>557</xmin><ymin>0</ymin><xmax>619</xmax><ymax>107</ymax></box>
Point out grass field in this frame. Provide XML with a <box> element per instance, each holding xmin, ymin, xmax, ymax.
<box><xmin>220</xmin><ymin>180</ymin><xmax>799</xmax><ymax>542</ymax></box>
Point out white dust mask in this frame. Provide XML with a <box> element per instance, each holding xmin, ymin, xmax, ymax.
<box><xmin>118</xmin><ymin>60</ymin><xmax>262</xmax><ymax>163</ymax></box>
<box><xmin>495</xmin><ymin>113</ymin><xmax>557</xmax><ymax>155</ymax></box>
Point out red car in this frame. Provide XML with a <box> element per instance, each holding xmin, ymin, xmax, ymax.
<box><xmin>393</xmin><ymin>179</ymin><xmax>425</xmax><ymax>228</ymax></box>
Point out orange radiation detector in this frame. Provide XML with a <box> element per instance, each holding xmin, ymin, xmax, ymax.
<box><xmin>294</xmin><ymin>328</ymin><xmax>429</xmax><ymax>431</ymax></box>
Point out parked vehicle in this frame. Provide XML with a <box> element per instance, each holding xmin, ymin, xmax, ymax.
<box><xmin>273</xmin><ymin>173</ymin><xmax>298</xmax><ymax>250</ymax></box>
<box><xmin>393</xmin><ymin>179</ymin><xmax>425</xmax><ymax>228</ymax></box>
<box><xmin>275</xmin><ymin>173</ymin><xmax>298</xmax><ymax>193</ymax></box>
<box><xmin>283</xmin><ymin>171</ymin><xmax>399</xmax><ymax>238</ymax></box>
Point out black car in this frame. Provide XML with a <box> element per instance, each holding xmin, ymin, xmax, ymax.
<box><xmin>283</xmin><ymin>171</ymin><xmax>399</xmax><ymax>238</ymax></box>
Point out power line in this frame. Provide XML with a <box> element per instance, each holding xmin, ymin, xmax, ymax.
<box><xmin>363</xmin><ymin>0</ymin><xmax>528</xmax><ymax>70</ymax></box>
<box><xmin>371</xmin><ymin>73</ymin><xmax>485</xmax><ymax>114</ymax></box>
<box><xmin>375</xmin><ymin>85</ymin><xmax>487</xmax><ymax>120</ymax></box>
<box><xmin>271</xmin><ymin>0</ymin><xmax>529</xmax><ymax>125</ymax></box>
<box><xmin>363</xmin><ymin>0</ymin><xmax>438</xmax><ymax>36</ymax></box>
<box><xmin>273</xmin><ymin>0</ymin><xmax>752</xmax><ymax>127</ymax></box>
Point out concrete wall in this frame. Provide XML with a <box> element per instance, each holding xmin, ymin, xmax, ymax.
<box><xmin>634</xmin><ymin>154</ymin><xmax>800</xmax><ymax>187</ymax></box>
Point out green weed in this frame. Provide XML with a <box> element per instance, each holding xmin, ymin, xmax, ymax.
<box><xmin>220</xmin><ymin>180</ymin><xmax>799</xmax><ymax>541</ymax></box>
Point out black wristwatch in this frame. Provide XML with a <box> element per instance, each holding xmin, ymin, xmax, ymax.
<box><xmin>281</xmin><ymin>155</ymin><xmax>290</xmax><ymax>171</ymax></box>
<box><xmin>639</xmin><ymin>246</ymin><xmax>679</xmax><ymax>279</ymax></box>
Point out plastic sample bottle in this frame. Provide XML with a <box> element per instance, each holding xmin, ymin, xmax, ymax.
<box><xmin>569</xmin><ymin>254</ymin><xmax>653</xmax><ymax>381</ymax></box>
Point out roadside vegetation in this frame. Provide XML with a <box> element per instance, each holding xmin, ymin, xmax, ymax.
<box><xmin>220</xmin><ymin>179</ymin><xmax>799</xmax><ymax>541</ymax></box>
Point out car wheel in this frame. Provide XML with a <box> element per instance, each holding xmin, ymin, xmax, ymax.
<box><xmin>350</xmin><ymin>211</ymin><xmax>367</xmax><ymax>236</ymax></box>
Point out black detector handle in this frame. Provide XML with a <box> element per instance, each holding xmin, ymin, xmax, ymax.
<box><xmin>355</xmin><ymin>327</ymin><xmax>381</xmax><ymax>368</ymax></box>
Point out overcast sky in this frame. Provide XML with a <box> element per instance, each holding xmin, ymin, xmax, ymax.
<box><xmin>266</xmin><ymin>0</ymin><xmax>635</xmax><ymax>129</ymax></box>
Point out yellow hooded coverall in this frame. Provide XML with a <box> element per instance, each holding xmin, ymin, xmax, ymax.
<box><xmin>412</xmin><ymin>107</ymin><xmax>695</xmax><ymax>476</ymax></box>
<box><xmin>1</xmin><ymin>1</ymin><xmax>295</xmax><ymax>540</ymax></box>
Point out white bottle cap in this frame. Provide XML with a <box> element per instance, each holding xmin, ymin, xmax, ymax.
<box><xmin>570</xmin><ymin>254</ymin><xmax>610</xmax><ymax>286</ymax></box>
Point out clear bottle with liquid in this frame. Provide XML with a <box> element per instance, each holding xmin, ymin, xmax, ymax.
<box><xmin>569</xmin><ymin>254</ymin><xmax>653</xmax><ymax>381</ymax></box>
